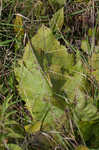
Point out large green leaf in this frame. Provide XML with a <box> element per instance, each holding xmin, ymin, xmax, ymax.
<box><xmin>14</xmin><ymin>26</ymin><xmax>66</xmax><ymax>132</ymax></box>
<box><xmin>14</xmin><ymin>41</ymin><xmax>52</xmax><ymax>119</ymax></box>
<box><xmin>61</xmin><ymin>73</ymin><xmax>98</xmax><ymax>121</ymax></box>
<box><xmin>14</xmin><ymin>24</ymin><xmax>99</xmax><ymax>147</ymax></box>
<box><xmin>31</xmin><ymin>25</ymin><xmax>74</xmax><ymax>87</ymax></box>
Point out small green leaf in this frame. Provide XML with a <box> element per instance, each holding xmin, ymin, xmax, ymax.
<box><xmin>81</xmin><ymin>39</ymin><xmax>90</xmax><ymax>53</ymax></box>
<box><xmin>88</xmin><ymin>28</ymin><xmax>93</xmax><ymax>37</ymax></box>
<box><xmin>14</xmin><ymin>25</ymin><xmax>66</xmax><ymax>131</ymax></box>
<box><xmin>7</xmin><ymin>144</ymin><xmax>23</xmax><ymax>150</ymax></box>
<box><xmin>6</xmin><ymin>127</ymin><xmax>24</xmax><ymax>139</ymax></box>
<box><xmin>0</xmin><ymin>40</ymin><xmax>13</xmax><ymax>46</ymax></box>
<box><xmin>50</xmin><ymin>7</ymin><xmax>64</xmax><ymax>32</ymax></box>
<box><xmin>48</xmin><ymin>0</ymin><xmax>66</xmax><ymax>6</ymax></box>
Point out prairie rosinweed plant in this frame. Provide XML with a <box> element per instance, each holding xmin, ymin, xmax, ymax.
<box><xmin>1</xmin><ymin>0</ymin><xmax>99</xmax><ymax>150</ymax></box>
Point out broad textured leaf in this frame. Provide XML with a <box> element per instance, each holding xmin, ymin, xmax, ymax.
<box><xmin>14</xmin><ymin>24</ymin><xmax>99</xmax><ymax>147</ymax></box>
<box><xmin>31</xmin><ymin>25</ymin><xmax>65</xmax><ymax>53</ymax></box>
<box><xmin>61</xmin><ymin>73</ymin><xmax>83</xmax><ymax>101</ymax></box>
<box><xmin>61</xmin><ymin>58</ymin><xmax>99</xmax><ymax>125</ymax></box>
<box><xmin>14</xmin><ymin>27</ymin><xmax>65</xmax><ymax>131</ymax></box>
<box><xmin>31</xmin><ymin>25</ymin><xmax>74</xmax><ymax>85</ymax></box>
<box><xmin>50</xmin><ymin>7</ymin><xmax>64</xmax><ymax>31</ymax></box>
<box><xmin>14</xmin><ymin>42</ymin><xmax>52</xmax><ymax>119</ymax></box>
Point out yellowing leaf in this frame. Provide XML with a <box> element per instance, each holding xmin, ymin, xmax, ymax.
<box><xmin>25</xmin><ymin>121</ymin><xmax>41</xmax><ymax>133</ymax></box>
<box><xmin>76</xmin><ymin>145</ymin><xmax>89</xmax><ymax>150</ymax></box>
<box><xmin>88</xmin><ymin>28</ymin><xmax>93</xmax><ymax>37</ymax></box>
<box><xmin>14</xmin><ymin>15</ymin><xmax>24</xmax><ymax>36</ymax></box>
<box><xmin>50</xmin><ymin>7</ymin><xmax>64</xmax><ymax>31</ymax></box>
